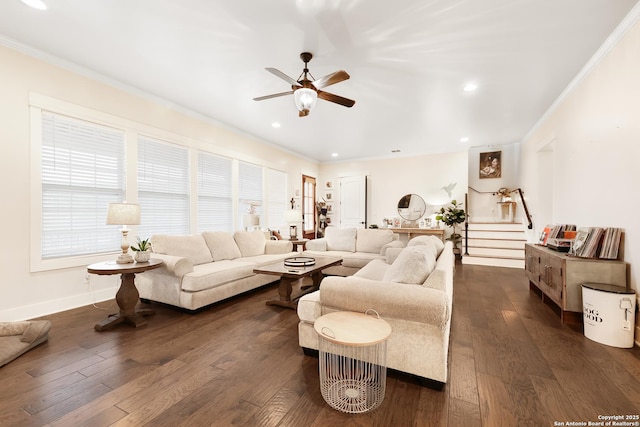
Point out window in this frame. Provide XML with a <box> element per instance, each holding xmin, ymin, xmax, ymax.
<box><xmin>265</xmin><ymin>168</ymin><xmax>287</xmax><ymax>231</ymax></box>
<box><xmin>302</xmin><ymin>175</ymin><xmax>316</xmax><ymax>237</ymax></box>
<box><xmin>41</xmin><ymin>112</ymin><xmax>126</xmax><ymax>259</ymax></box>
<box><xmin>137</xmin><ymin>136</ymin><xmax>190</xmax><ymax>237</ymax></box>
<box><xmin>197</xmin><ymin>152</ymin><xmax>233</xmax><ymax>232</ymax></box>
<box><xmin>238</xmin><ymin>161</ymin><xmax>263</xmax><ymax>229</ymax></box>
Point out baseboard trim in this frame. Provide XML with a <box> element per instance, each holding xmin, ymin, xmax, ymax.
<box><xmin>0</xmin><ymin>287</ymin><xmax>116</xmax><ymax>321</ymax></box>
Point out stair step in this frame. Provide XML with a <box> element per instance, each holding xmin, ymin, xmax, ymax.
<box><xmin>467</xmin><ymin>222</ymin><xmax>524</xmax><ymax>232</ymax></box>
<box><xmin>463</xmin><ymin>230</ymin><xmax>526</xmax><ymax>240</ymax></box>
<box><xmin>466</xmin><ymin>247</ymin><xmax>524</xmax><ymax>258</ymax></box>
<box><xmin>461</xmin><ymin>255</ymin><xmax>525</xmax><ymax>269</ymax></box>
<box><xmin>465</xmin><ymin>238</ymin><xmax>526</xmax><ymax>249</ymax></box>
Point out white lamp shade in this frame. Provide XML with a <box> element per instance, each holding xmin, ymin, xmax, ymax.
<box><xmin>285</xmin><ymin>209</ymin><xmax>303</xmax><ymax>223</ymax></box>
<box><xmin>293</xmin><ymin>88</ymin><xmax>318</xmax><ymax>113</ymax></box>
<box><xmin>106</xmin><ymin>203</ymin><xmax>140</xmax><ymax>225</ymax></box>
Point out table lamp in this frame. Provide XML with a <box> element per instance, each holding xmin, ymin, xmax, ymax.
<box><xmin>106</xmin><ymin>202</ymin><xmax>140</xmax><ymax>264</ymax></box>
<box><xmin>285</xmin><ymin>209</ymin><xmax>302</xmax><ymax>240</ymax></box>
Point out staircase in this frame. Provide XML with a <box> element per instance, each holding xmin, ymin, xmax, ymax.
<box><xmin>461</xmin><ymin>222</ymin><xmax>527</xmax><ymax>268</ymax></box>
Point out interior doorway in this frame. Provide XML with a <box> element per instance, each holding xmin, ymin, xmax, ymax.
<box><xmin>340</xmin><ymin>175</ymin><xmax>367</xmax><ymax>228</ymax></box>
<box><xmin>302</xmin><ymin>175</ymin><xmax>316</xmax><ymax>239</ymax></box>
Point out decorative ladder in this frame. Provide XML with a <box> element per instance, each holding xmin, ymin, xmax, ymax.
<box><xmin>461</xmin><ymin>222</ymin><xmax>526</xmax><ymax>269</ymax></box>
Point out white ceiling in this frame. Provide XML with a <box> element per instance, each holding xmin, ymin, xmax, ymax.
<box><xmin>1</xmin><ymin>0</ymin><xmax>638</xmax><ymax>162</ymax></box>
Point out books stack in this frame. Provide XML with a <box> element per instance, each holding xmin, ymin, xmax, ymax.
<box><xmin>599</xmin><ymin>227</ymin><xmax>623</xmax><ymax>260</ymax></box>
<box><xmin>572</xmin><ymin>227</ymin><xmax>622</xmax><ymax>259</ymax></box>
<box><xmin>539</xmin><ymin>224</ymin><xmax>576</xmax><ymax>247</ymax></box>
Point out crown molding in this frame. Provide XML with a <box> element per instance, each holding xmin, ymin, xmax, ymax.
<box><xmin>522</xmin><ymin>3</ymin><xmax>640</xmax><ymax>143</ymax></box>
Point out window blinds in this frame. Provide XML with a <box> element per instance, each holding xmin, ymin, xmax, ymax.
<box><xmin>266</xmin><ymin>168</ymin><xmax>287</xmax><ymax>230</ymax></box>
<box><xmin>197</xmin><ymin>152</ymin><xmax>233</xmax><ymax>232</ymax></box>
<box><xmin>137</xmin><ymin>136</ymin><xmax>190</xmax><ymax>237</ymax></box>
<box><xmin>41</xmin><ymin>112</ymin><xmax>125</xmax><ymax>258</ymax></box>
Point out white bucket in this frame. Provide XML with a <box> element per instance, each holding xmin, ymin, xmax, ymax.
<box><xmin>582</xmin><ymin>283</ymin><xmax>636</xmax><ymax>348</ymax></box>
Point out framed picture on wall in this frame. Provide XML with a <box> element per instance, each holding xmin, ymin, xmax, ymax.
<box><xmin>479</xmin><ymin>150</ymin><xmax>502</xmax><ymax>179</ymax></box>
<box><xmin>325</xmin><ymin>180</ymin><xmax>333</xmax><ymax>189</ymax></box>
<box><xmin>325</xmin><ymin>192</ymin><xmax>332</xmax><ymax>200</ymax></box>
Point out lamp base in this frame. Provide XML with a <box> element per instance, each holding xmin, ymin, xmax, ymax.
<box><xmin>116</xmin><ymin>253</ymin><xmax>134</xmax><ymax>264</ymax></box>
<box><xmin>289</xmin><ymin>225</ymin><xmax>297</xmax><ymax>240</ymax></box>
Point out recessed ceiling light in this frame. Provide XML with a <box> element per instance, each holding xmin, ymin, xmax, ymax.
<box><xmin>391</xmin><ymin>149</ymin><xmax>401</xmax><ymax>153</ymax></box>
<box><xmin>19</xmin><ymin>0</ymin><xmax>47</xmax><ymax>10</ymax></box>
<box><xmin>460</xmin><ymin>137</ymin><xmax>469</xmax><ymax>142</ymax></box>
<box><xmin>271</xmin><ymin>122</ymin><xmax>281</xmax><ymax>128</ymax></box>
<box><xmin>331</xmin><ymin>152</ymin><xmax>339</xmax><ymax>157</ymax></box>
<box><xmin>463</xmin><ymin>82</ymin><xmax>478</xmax><ymax>92</ymax></box>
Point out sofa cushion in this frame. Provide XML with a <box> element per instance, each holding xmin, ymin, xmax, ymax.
<box><xmin>355</xmin><ymin>229</ymin><xmax>395</xmax><ymax>254</ymax></box>
<box><xmin>342</xmin><ymin>252</ymin><xmax>386</xmax><ymax>268</ymax></box>
<box><xmin>325</xmin><ymin>227</ymin><xmax>356</xmax><ymax>252</ymax></box>
<box><xmin>382</xmin><ymin>246</ymin><xmax>436</xmax><ymax>284</ymax></box>
<box><xmin>203</xmin><ymin>231</ymin><xmax>242</xmax><ymax>261</ymax></box>
<box><xmin>181</xmin><ymin>260</ymin><xmax>255</xmax><ymax>292</ymax></box>
<box><xmin>240</xmin><ymin>253</ymin><xmax>296</xmax><ymax>267</ymax></box>
<box><xmin>151</xmin><ymin>234</ymin><xmax>213</xmax><ymax>266</ymax></box>
<box><xmin>408</xmin><ymin>235</ymin><xmax>444</xmax><ymax>257</ymax></box>
<box><xmin>234</xmin><ymin>230</ymin><xmax>267</xmax><ymax>257</ymax></box>
<box><xmin>354</xmin><ymin>259</ymin><xmax>390</xmax><ymax>281</ymax></box>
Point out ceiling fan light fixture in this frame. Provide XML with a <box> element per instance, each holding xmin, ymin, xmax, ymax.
<box><xmin>293</xmin><ymin>87</ymin><xmax>317</xmax><ymax>116</ymax></box>
<box><xmin>19</xmin><ymin>0</ymin><xmax>47</xmax><ymax>10</ymax></box>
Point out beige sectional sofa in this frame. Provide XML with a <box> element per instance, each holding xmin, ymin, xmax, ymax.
<box><xmin>136</xmin><ymin>230</ymin><xmax>297</xmax><ymax>311</ymax></box>
<box><xmin>297</xmin><ymin>236</ymin><xmax>454</xmax><ymax>389</ymax></box>
<box><xmin>303</xmin><ymin>226</ymin><xmax>405</xmax><ymax>276</ymax></box>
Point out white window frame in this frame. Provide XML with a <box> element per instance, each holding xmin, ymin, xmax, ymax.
<box><xmin>29</xmin><ymin>94</ymin><xmax>295</xmax><ymax>271</ymax></box>
<box><xmin>30</xmin><ymin>95</ymin><xmax>140</xmax><ymax>272</ymax></box>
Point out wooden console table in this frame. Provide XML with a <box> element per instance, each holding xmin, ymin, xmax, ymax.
<box><xmin>524</xmin><ymin>244</ymin><xmax>626</xmax><ymax>323</ymax></box>
<box><xmin>87</xmin><ymin>259</ymin><xmax>163</xmax><ymax>331</ymax></box>
<box><xmin>390</xmin><ymin>228</ymin><xmax>445</xmax><ymax>242</ymax></box>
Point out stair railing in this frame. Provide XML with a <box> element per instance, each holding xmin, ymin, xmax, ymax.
<box><xmin>466</xmin><ymin>185</ymin><xmax>534</xmax><ymax>234</ymax></box>
<box><xmin>512</xmin><ymin>188</ymin><xmax>533</xmax><ymax>229</ymax></box>
<box><xmin>464</xmin><ymin>193</ymin><xmax>469</xmax><ymax>255</ymax></box>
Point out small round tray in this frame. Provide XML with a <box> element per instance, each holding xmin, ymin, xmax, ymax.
<box><xmin>284</xmin><ymin>256</ymin><xmax>316</xmax><ymax>267</ymax></box>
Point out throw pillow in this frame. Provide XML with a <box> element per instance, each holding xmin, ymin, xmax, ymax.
<box><xmin>407</xmin><ymin>237</ymin><xmax>438</xmax><ymax>258</ymax></box>
<box><xmin>355</xmin><ymin>228</ymin><xmax>394</xmax><ymax>253</ymax></box>
<box><xmin>151</xmin><ymin>234</ymin><xmax>213</xmax><ymax>266</ymax></box>
<box><xmin>234</xmin><ymin>230</ymin><xmax>267</xmax><ymax>257</ymax></box>
<box><xmin>408</xmin><ymin>235</ymin><xmax>445</xmax><ymax>257</ymax></box>
<box><xmin>325</xmin><ymin>227</ymin><xmax>356</xmax><ymax>252</ymax></box>
<box><xmin>382</xmin><ymin>246</ymin><xmax>436</xmax><ymax>285</ymax></box>
<box><xmin>203</xmin><ymin>231</ymin><xmax>242</xmax><ymax>261</ymax></box>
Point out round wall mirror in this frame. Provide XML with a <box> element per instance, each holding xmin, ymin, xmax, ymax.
<box><xmin>397</xmin><ymin>194</ymin><xmax>427</xmax><ymax>221</ymax></box>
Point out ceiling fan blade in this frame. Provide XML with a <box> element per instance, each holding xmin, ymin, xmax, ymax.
<box><xmin>312</xmin><ymin>70</ymin><xmax>350</xmax><ymax>89</ymax></box>
<box><xmin>265</xmin><ymin>67</ymin><xmax>301</xmax><ymax>87</ymax></box>
<box><xmin>318</xmin><ymin>90</ymin><xmax>355</xmax><ymax>108</ymax></box>
<box><xmin>253</xmin><ymin>91</ymin><xmax>294</xmax><ymax>101</ymax></box>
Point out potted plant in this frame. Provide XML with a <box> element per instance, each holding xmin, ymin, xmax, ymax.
<box><xmin>130</xmin><ymin>237</ymin><xmax>151</xmax><ymax>263</ymax></box>
<box><xmin>435</xmin><ymin>200</ymin><xmax>466</xmax><ymax>254</ymax></box>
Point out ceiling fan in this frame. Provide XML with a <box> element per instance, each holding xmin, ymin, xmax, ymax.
<box><xmin>253</xmin><ymin>52</ymin><xmax>355</xmax><ymax>117</ymax></box>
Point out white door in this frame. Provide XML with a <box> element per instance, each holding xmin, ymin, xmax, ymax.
<box><xmin>340</xmin><ymin>176</ymin><xmax>367</xmax><ymax>228</ymax></box>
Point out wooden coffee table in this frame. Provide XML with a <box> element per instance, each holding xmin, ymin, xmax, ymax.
<box><xmin>87</xmin><ymin>259</ymin><xmax>163</xmax><ymax>331</ymax></box>
<box><xmin>254</xmin><ymin>256</ymin><xmax>342</xmax><ymax>309</ymax></box>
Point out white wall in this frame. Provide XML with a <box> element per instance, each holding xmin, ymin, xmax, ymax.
<box><xmin>520</xmin><ymin>18</ymin><xmax>640</xmax><ymax>298</ymax></box>
<box><xmin>319</xmin><ymin>151</ymin><xmax>468</xmax><ymax>232</ymax></box>
<box><xmin>467</xmin><ymin>143</ymin><xmax>522</xmax><ymax>223</ymax></box>
<box><xmin>0</xmin><ymin>44</ymin><xmax>318</xmax><ymax>321</ymax></box>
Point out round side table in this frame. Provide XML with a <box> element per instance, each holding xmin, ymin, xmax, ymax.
<box><xmin>87</xmin><ymin>259</ymin><xmax>163</xmax><ymax>331</ymax></box>
<box><xmin>314</xmin><ymin>310</ymin><xmax>392</xmax><ymax>413</ymax></box>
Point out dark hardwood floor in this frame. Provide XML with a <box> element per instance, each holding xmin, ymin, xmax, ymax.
<box><xmin>2</xmin><ymin>263</ymin><xmax>639</xmax><ymax>426</ymax></box>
